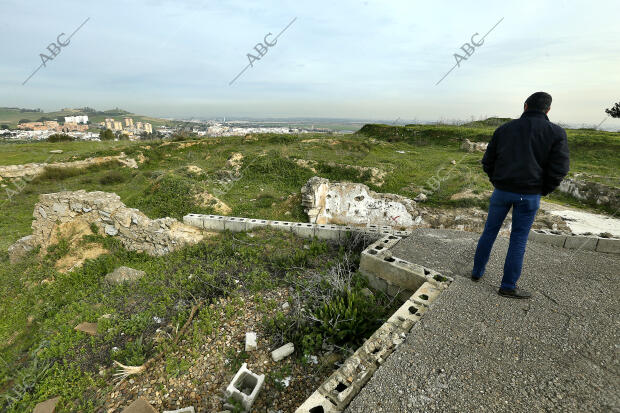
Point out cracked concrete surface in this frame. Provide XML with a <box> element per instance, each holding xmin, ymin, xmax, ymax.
<box><xmin>346</xmin><ymin>229</ymin><xmax>619</xmax><ymax>413</ymax></box>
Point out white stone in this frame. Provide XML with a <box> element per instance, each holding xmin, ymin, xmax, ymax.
<box><xmin>245</xmin><ymin>332</ymin><xmax>257</xmax><ymax>352</ymax></box>
<box><xmin>271</xmin><ymin>342</ymin><xmax>294</xmax><ymax>362</ymax></box>
<box><xmin>414</xmin><ymin>193</ymin><xmax>427</xmax><ymax>202</ymax></box>
<box><xmin>163</xmin><ymin>408</ymin><xmax>195</xmax><ymax>413</ymax></box>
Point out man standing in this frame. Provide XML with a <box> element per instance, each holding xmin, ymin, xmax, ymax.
<box><xmin>471</xmin><ymin>92</ymin><xmax>570</xmax><ymax>299</ymax></box>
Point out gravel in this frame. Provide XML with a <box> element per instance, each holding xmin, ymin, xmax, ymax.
<box><xmin>346</xmin><ymin>228</ymin><xmax>620</xmax><ymax>413</ymax></box>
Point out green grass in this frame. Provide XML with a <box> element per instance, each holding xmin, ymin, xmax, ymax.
<box><xmin>0</xmin><ymin>121</ymin><xmax>618</xmax><ymax>411</ymax></box>
<box><xmin>0</xmin><ymin>229</ymin><xmax>344</xmax><ymax>412</ymax></box>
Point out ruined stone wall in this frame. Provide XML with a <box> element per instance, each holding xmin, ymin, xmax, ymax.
<box><xmin>558</xmin><ymin>177</ymin><xmax>619</xmax><ymax>208</ymax></box>
<box><xmin>0</xmin><ymin>153</ymin><xmax>138</xmax><ymax>180</ymax></box>
<box><xmin>9</xmin><ymin>190</ymin><xmax>204</xmax><ymax>262</ymax></box>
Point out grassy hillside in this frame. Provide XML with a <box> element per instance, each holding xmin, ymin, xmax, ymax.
<box><xmin>0</xmin><ymin>123</ymin><xmax>618</xmax><ymax>411</ymax></box>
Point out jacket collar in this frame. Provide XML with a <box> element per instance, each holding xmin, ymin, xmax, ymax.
<box><xmin>521</xmin><ymin>110</ymin><xmax>549</xmax><ymax>121</ymax></box>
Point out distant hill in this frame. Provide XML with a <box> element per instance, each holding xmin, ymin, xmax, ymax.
<box><xmin>461</xmin><ymin>117</ymin><xmax>513</xmax><ymax>128</ymax></box>
<box><xmin>0</xmin><ymin>107</ymin><xmax>169</xmax><ymax>129</ymax></box>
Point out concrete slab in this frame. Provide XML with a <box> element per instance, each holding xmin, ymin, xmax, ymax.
<box><xmin>564</xmin><ymin>235</ymin><xmax>598</xmax><ymax>251</ymax></box>
<box><xmin>292</xmin><ymin>222</ymin><xmax>315</xmax><ymax>238</ymax></box>
<box><xmin>315</xmin><ymin>224</ymin><xmax>342</xmax><ymax>241</ymax></box>
<box><xmin>346</xmin><ymin>228</ymin><xmax>620</xmax><ymax>413</ymax></box>
<box><xmin>596</xmin><ymin>238</ymin><xmax>620</xmax><ymax>254</ymax></box>
<box><xmin>203</xmin><ymin>215</ymin><xmax>227</xmax><ymax>231</ymax></box>
<box><xmin>225</xmin><ymin>217</ymin><xmax>248</xmax><ymax>232</ymax></box>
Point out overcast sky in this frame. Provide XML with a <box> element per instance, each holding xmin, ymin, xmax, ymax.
<box><xmin>1</xmin><ymin>0</ymin><xmax>619</xmax><ymax>128</ymax></box>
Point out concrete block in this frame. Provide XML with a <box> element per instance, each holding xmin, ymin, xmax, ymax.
<box><xmin>596</xmin><ymin>238</ymin><xmax>620</xmax><ymax>254</ymax></box>
<box><xmin>225</xmin><ymin>363</ymin><xmax>264</xmax><ymax>412</ymax></box>
<box><xmin>225</xmin><ymin>217</ymin><xmax>248</xmax><ymax>232</ymax></box>
<box><xmin>411</xmin><ymin>282</ymin><xmax>441</xmax><ymax>307</ymax></box>
<box><xmin>182</xmin><ymin>214</ymin><xmax>203</xmax><ymax>229</ymax></box>
<box><xmin>361</xmin><ymin>322</ymin><xmax>404</xmax><ymax>365</ymax></box>
<box><xmin>394</xmin><ymin>230</ymin><xmax>412</xmax><ymax>237</ymax></box>
<box><xmin>372</xmin><ymin>255</ymin><xmax>427</xmax><ymax>291</ymax></box>
<box><xmin>387</xmin><ymin>299</ymin><xmax>424</xmax><ymax>332</ymax></box>
<box><xmin>295</xmin><ymin>390</ymin><xmax>341</xmax><ymax>413</ymax></box>
<box><xmin>246</xmin><ymin>218</ymin><xmax>270</xmax><ymax>231</ymax></box>
<box><xmin>365</xmin><ymin>272</ymin><xmax>388</xmax><ymax>293</ymax></box>
<box><xmin>386</xmin><ymin>283</ymin><xmax>414</xmax><ymax>302</ymax></box>
<box><xmin>203</xmin><ymin>215</ymin><xmax>227</xmax><ymax>231</ymax></box>
<box><xmin>529</xmin><ymin>230</ymin><xmax>566</xmax><ymax>247</ymax></box>
<box><xmin>564</xmin><ymin>236</ymin><xmax>598</xmax><ymax>251</ymax></box>
<box><xmin>292</xmin><ymin>222</ymin><xmax>316</xmax><ymax>239</ymax></box>
<box><xmin>245</xmin><ymin>332</ymin><xmax>257</xmax><ymax>352</ymax></box>
<box><xmin>379</xmin><ymin>225</ymin><xmax>393</xmax><ymax>235</ymax></box>
<box><xmin>270</xmin><ymin>220</ymin><xmax>294</xmax><ymax>232</ymax></box>
<box><xmin>321</xmin><ymin>353</ymin><xmax>376</xmax><ymax>409</ymax></box>
<box><xmin>271</xmin><ymin>342</ymin><xmax>294</xmax><ymax>361</ymax></box>
<box><xmin>314</xmin><ymin>224</ymin><xmax>341</xmax><ymax>241</ymax></box>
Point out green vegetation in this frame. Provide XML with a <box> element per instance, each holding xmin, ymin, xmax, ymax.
<box><xmin>47</xmin><ymin>134</ymin><xmax>74</xmax><ymax>143</ymax></box>
<box><xmin>0</xmin><ymin>229</ymin><xmax>345</xmax><ymax>412</ymax></box>
<box><xmin>0</xmin><ymin>120</ymin><xmax>618</xmax><ymax>411</ymax></box>
<box><xmin>99</xmin><ymin>129</ymin><xmax>115</xmax><ymax>141</ymax></box>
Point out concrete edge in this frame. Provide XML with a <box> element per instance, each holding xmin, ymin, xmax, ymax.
<box><xmin>528</xmin><ymin>229</ymin><xmax>619</xmax><ymax>254</ymax></box>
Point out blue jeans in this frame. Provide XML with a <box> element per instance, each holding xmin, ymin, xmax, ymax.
<box><xmin>472</xmin><ymin>189</ymin><xmax>540</xmax><ymax>290</ymax></box>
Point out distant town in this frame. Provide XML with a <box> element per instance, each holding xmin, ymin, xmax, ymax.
<box><xmin>0</xmin><ymin>114</ymin><xmax>334</xmax><ymax>142</ymax></box>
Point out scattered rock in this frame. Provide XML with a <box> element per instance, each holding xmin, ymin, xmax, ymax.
<box><xmin>163</xmin><ymin>407</ymin><xmax>195</xmax><ymax>413</ymax></box>
<box><xmin>49</xmin><ymin>150</ymin><xmax>63</xmax><ymax>154</ymax></box>
<box><xmin>105</xmin><ymin>266</ymin><xmax>146</xmax><ymax>284</ymax></box>
<box><xmin>245</xmin><ymin>332</ymin><xmax>258</xmax><ymax>352</ymax></box>
<box><xmin>74</xmin><ymin>322</ymin><xmax>98</xmax><ymax>336</ymax></box>
<box><xmin>195</xmin><ymin>191</ymin><xmax>232</xmax><ymax>215</ymax></box>
<box><xmin>414</xmin><ymin>193</ymin><xmax>427</xmax><ymax>202</ymax></box>
<box><xmin>271</xmin><ymin>343</ymin><xmax>294</xmax><ymax>362</ymax></box>
<box><xmin>7</xmin><ymin>235</ymin><xmax>35</xmax><ymax>264</ymax></box>
<box><xmin>186</xmin><ymin>165</ymin><xmax>203</xmax><ymax>174</ymax></box>
<box><xmin>121</xmin><ymin>398</ymin><xmax>158</xmax><ymax>413</ymax></box>
<box><xmin>33</xmin><ymin>396</ymin><xmax>60</xmax><ymax>413</ymax></box>
<box><xmin>281</xmin><ymin>302</ymin><xmax>290</xmax><ymax>310</ymax></box>
<box><xmin>450</xmin><ymin>159</ymin><xmax>456</xmax><ymax>165</ymax></box>
<box><xmin>460</xmin><ymin>139</ymin><xmax>488</xmax><ymax>153</ymax></box>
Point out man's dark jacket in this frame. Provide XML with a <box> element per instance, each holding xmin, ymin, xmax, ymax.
<box><xmin>482</xmin><ymin>110</ymin><xmax>570</xmax><ymax>196</ymax></box>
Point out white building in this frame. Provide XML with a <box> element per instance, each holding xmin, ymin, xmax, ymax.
<box><xmin>64</xmin><ymin>115</ymin><xmax>89</xmax><ymax>124</ymax></box>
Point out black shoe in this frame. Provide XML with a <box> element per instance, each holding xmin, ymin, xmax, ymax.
<box><xmin>471</xmin><ymin>275</ymin><xmax>481</xmax><ymax>282</ymax></box>
<box><xmin>498</xmin><ymin>287</ymin><xmax>532</xmax><ymax>299</ymax></box>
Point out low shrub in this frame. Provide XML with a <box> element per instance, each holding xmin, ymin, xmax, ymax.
<box><xmin>47</xmin><ymin>134</ymin><xmax>74</xmax><ymax>143</ymax></box>
<box><xmin>99</xmin><ymin>170</ymin><xmax>126</xmax><ymax>185</ymax></box>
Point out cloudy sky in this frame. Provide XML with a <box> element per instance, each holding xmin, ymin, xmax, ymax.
<box><xmin>1</xmin><ymin>0</ymin><xmax>619</xmax><ymax>128</ymax></box>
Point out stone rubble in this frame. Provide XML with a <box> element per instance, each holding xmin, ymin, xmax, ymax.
<box><xmin>105</xmin><ymin>266</ymin><xmax>147</xmax><ymax>284</ymax></box>
<box><xmin>272</xmin><ymin>343</ymin><xmax>295</xmax><ymax>362</ymax></box>
<box><xmin>8</xmin><ymin>190</ymin><xmax>205</xmax><ymax>263</ymax></box>
<box><xmin>301</xmin><ymin>176</ymin><xmax>420</xmax><ymax>228</ymax></box>
<box><xmin>460</xmin><ymin>139</ymin><xmax>488</xmax><ymax>153</ymax></box>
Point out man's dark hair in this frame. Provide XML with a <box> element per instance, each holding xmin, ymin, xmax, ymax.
<box><xmin>525</xmin><ymin>92</ymin><xmax>552</xmax><ymax>112</ymax></box>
